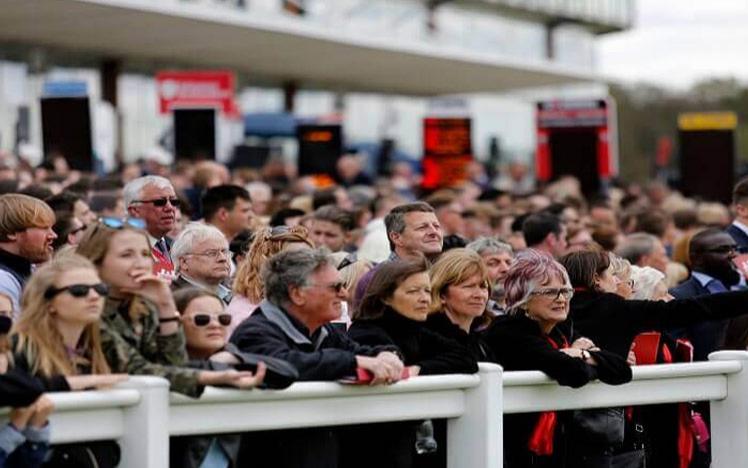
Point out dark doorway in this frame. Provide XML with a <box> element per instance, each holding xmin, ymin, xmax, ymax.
<box><xmin>174</xmin><ymin>109</ymin><xmax>216</xmax><ymax>160</ymax></box>
<box><xmin>549</xmin><ymin>128</ymin><xmax>600</xmax><ymax>197</ymax></box>
<box><xmin>41</xmin><ymin>97</ymin><xmax>93</xmax><ymax>171</ymax></box>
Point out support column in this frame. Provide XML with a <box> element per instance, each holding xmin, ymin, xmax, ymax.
<box><xmin>100</xmin><ymin>58</ymin><xmax>123</xmax><ymax>166</ymax></box>
<box><xmin>447</xmin><ymin>363</ymin><xmax>502</xmax><ymax>468</ymax></box>
<box><xmin>709</xmin><ymin>351</ymin><xmax>748</xmax><ymax>468</ymax></box>
<box><xmin>283</xmin><ymin>81</ymin><xmax>297</xmax><ymax>113</ymax></box>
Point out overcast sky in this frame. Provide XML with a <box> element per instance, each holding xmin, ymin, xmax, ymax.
<box><xmin>597</xmin><ymin>0</ymin><xmax>748</xmax><ymax>90</ymax></box>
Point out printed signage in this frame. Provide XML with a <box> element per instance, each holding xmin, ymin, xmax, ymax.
<box><xmin>156</xmin><ymin>70</ymin><xmax>235</xmax><ymax>114</ymax></box>
<box><xmin>422</xmin><ymin>117</ymin><xmax>472</xmax><ymax>190</ymax></box>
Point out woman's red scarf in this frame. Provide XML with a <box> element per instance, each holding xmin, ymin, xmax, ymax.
<box><xmin>528</xmin><ymin>333</ymin><xmax>569</xmax><ymax>456</ymax></box>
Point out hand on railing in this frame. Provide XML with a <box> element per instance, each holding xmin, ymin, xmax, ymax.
<box><xmin>198</xmin><ymin>362</ymin><xmax>266</xmax><ymax>390</ymax></box>
<box><xmin>66</xmin><ymin>374</ymin><xmax>130</xmax><ymax>390</ymax></box>
<box><xmin>355</xmin><ymin>352</ymin><xmax>405</xmax><ymax>385</ymax></box>
<box><xmin>10</xmin><ymin>394</ymin><xmax>55</xmax><ymax>430</ymax></box>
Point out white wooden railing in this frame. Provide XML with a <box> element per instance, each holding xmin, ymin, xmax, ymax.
<box><xmin>5</xmin><ymin>351</ymin><xmax>748</xmax><ymax>468</ymax></box>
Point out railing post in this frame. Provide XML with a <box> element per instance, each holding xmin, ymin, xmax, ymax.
<box><xmin>709</xmin><ymin>350</ymin><xmax>748</xmax><ymax>468</ymax></box>
<box><xmin>447</xmin><ymin>363</ymin><xmax>502</xmax><ymax>468</ymax></box>
<box><xmin>118</xmin><ymin>376</ymin><xmax>170</xmax><ymax>468</ymax></box>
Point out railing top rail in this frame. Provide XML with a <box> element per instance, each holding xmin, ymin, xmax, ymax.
<box><xmin>503</xmin><ymin>360</ymin><xmax>743</xmax><ymax>386</ymax></box>
<box><xmin>170</xmin><ymin>373</ymin><xmax>482</xmax><ymax>405</ymax></box>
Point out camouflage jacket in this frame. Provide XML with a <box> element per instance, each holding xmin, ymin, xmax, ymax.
<box><xmin>100</xmin><ymin>296</ymin><xmax>204</xmax><ymax>397</ymax></box>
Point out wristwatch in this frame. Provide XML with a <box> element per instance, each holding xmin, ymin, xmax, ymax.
<box><xmin>581</xmin><ymin>349</ymin><xmax>591</xmax><ymax>361</ymax></box>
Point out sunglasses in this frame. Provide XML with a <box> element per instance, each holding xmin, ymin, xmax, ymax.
<box><xmin>193</xmin><ymin>313</ymin><xmax>232</xmax><ymax>327</ymax></box>
<box><xmin>307</xmin><ymin>281</ymin><xmax>347</xmax><ymax>293</ymax></box>
<box><xmin>134</xmin><ymin>197</ymin><xmax>181</xmax><ymax>208</ymax></box>
<box><xmin>100</xmin><ymin>217</ymin><xmax>147</xmax><ymax>230</ymax></box>
<box><xmin>45</xmin><ymin>283</ymin><xmax>109</xmax><ymax>300</ymax></box>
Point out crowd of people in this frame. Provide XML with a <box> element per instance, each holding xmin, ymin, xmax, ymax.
<box><xmin>1</xmin><ymin>152</ymin><xmax>748</xmax><ymax>468</ymax></box>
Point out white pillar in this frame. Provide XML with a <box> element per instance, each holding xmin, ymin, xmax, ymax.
<box><xmin>119</xmin><ymin>376</ymin><xmax>170</xmax><ymax>468</ymax></box>
<box><xmin>447</xmin><ymin>363</ymin><xmax>502</xmax><ymax>468</ymax></box>
<box><xmin>709</xmin><ymin>350</ymin><xmax>748</xmax><ymax>468</ymax></box>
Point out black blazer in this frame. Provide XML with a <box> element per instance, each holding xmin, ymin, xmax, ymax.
<box><xmin>568</xmin><ymin>288</ymin><xmax>748</xmax><ymax>358</ymax></box>
<box><xmin>669</xmin><ymin>276</ymin><xmax>730</xmax><ymax>361</ymax></box>
<box><xmin>0</xmin><ymin>370</ymin><xmax>47</xmax><ymax>408</ymax></box>
<box><xmin>348</xmin><ymin>308</ymin><xmax>478</xmax><ymax>375</ymax></box>
<box><xmin>425</xmin><ymin>312</ymin><xmax>495</xmax><ymax>362</ymax></box>
<box><xmin>726</xmin><ymin>224</ymin><xmax>748</xmax><ymax>252</ymax></box>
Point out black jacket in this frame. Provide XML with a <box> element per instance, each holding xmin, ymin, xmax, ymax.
<box><xmin>229</xmin><ymin>300</ymin><xmax>396</xmax><ymax>381</ymax></box>
<box><xmin>484</xmin><ymin>314</ymin><xmax>631</xmax><ymax>468</ymax></box>
<box><xmin>0</xmin><ymin>370</ymin><xmax>47</xmax><ymax>407</ymax></box>
<box><xmin>425</xmin><ymin>312</ymin><xmax>495</xmax><ymax>363</ymax></box>
<box><xmin>348</xmin><ymin>308</ymin><xmax>478</xmax><ymax>375</ymax></box>
<box><xmin>568</xmin><ymin>289</ymin><xmax>748</xmax><ymax>358</ymax></box>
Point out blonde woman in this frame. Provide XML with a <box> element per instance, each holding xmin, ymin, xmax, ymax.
<box><xmin>427</xmin><ymin>248</ymin><xmax>494</xmax><ymax>361</ymax></box>
<box><xmin>12</xmin><ymin>255</ymin><xmax>119</xmax><ymax>381</ymax></box>
<box><xmin>77</xmin><ymin>220</ymin><xmax>265</xmax><ymax>397</ymax></box>
<box><xmin>227</xmin><ymin>226</ymin><xmax>313</xmax><ymax>334</ymax></box>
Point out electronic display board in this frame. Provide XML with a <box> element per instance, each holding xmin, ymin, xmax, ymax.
<box><xmin>422</xmin><ymin>117</ymin><xmax>472</xmax><ymax>189</ymax></box>
<box><xmin>297</xmin><ymin>124</ymin><xmax>342</xmax><ymax>177</ymax></box>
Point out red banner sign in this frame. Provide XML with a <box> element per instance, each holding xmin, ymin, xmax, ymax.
<box><xmin>156</xmin><ymin>71</ymin><xmax>235</xmax><ymax>114</ymax></box>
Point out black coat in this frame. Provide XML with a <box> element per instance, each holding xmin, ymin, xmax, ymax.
<box><xmin>483</xmin><ymin>313</ymin><xmax>631</xmax><ymax>468</ymax></box>
<box><xmin>567</xmin><ymin>289</ymin><xmax>748</xmax><ymax>359</ymax></box>
<box><xmin>230</xmin><ymin>302</ymin><xmax>396</xmax><ymax>381</ymax></box>
<box><xmin>0</xmin><ymin>370</ymin><xmax>47</xmax><ymax>408</ymax></box>
<box><xmin>347</xmin><ymin>308</ymin><xmax>479</xmax><ymax>375</ymax></box>
<box><xmin>424</xmin><ymin>312</ymin><xmax>495</xmax><ymax>363</ymax></box>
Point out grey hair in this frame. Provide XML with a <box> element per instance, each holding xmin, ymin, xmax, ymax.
<box><xmin>123</xmin><ymin>176</ymin><xmax>174</xmax><ymax>208</ymax></box>
<box><xmin>615</xmin><ymin>233</ymin><xmax>658</xmax><ymax>265</ymax></box>
<box><xmin>262</xmin><ymin>248</ymin><xmax>335</xmax><ymax>306</ymax></box>
<box><xmin>629</xmin><ymin>265</ymin><xmax>665</xmax><ymax>300</ymax></box>
<box><xmin>466</xmin><ymin>237</ymin><xmax>513</xmax><ymax>257</ymax></box>
<box><xmin>608</xmin><ymin>253</ymin><xmax>631</xmax><ymax>277</ymax></box>
<box><xmin>171</xmin><ymin>222</ymin><xmax>228</xmax><ymax>272</ymax></box>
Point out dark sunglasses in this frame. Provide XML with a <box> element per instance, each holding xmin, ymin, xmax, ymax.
<box><xmin>45</xmin><ymin>283</ymin><xmax>109</xmax><ymax>300</ymax></box>
<box><xmin>193</xmin><ymin>313</ymin><xmax>232</xmax><ymax>327</ymax></box>
<box><xmin>703</xmin><ymin>245</ymin><xmax>738</xmax><ymax>254</ymax></box>
<box><xmin>134</xmin><ymin>197</ymin><xmax>181</xmax><ymax>208</ymax></box>
<box><xmin>307</xmin><ymin>281</ymin><xmax>347</xmax><ymax>293</ymax></box>
<box><xmin>100</xmin><ymin>217</ymin><xmax>147</xmax><ymax>230</ymax></box>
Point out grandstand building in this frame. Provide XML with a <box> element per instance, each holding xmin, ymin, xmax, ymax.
<box><xmin>0</xmin><ymin>0</ymin><xmax>633</xmax><ymax>170</ymax></box>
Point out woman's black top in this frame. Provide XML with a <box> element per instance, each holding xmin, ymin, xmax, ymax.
<box><xmin>567</xmin><ymin>289</ymin><xmax>748</xmax><ymax>358</ymax></box>
<box><xmin>483</xmin><ymin>313</ymin><xmax>631</xmax><ymax>468</ymax></box>
<box><xmin>425</xmin><ymin>312</ymin><xmax>495</xmax><ymax>362</ymax></box>
<box><xmin>348</xmin><ymin>307</ymin><xmax>478</xmax><ymax>375</ymax></box>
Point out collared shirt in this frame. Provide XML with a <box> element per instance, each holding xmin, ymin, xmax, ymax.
<box><xmin>732</xmin><ymin>220</ymin><xmax>748</xmax><ymax>239</ymax></box>
<box><xmin>691</xmin><ymin>271</ymin><xmax>746</xmax><ymax>292</ymax></box>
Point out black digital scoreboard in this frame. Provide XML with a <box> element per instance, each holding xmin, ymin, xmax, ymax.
<box><xmin>677</xmin><ymin>112</ymin><xmax>737</xmax><ymax>204</ymax></box>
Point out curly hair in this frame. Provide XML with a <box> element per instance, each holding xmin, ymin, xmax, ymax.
<box><xmin>233</xmin><ymin>225</ymin><xmax>314</xmax><ymax>302</ymax></box>
<box><xmin>504</xmin><ymin>250</ymin><xmax>570</xmax><ymax>314</ymax></box>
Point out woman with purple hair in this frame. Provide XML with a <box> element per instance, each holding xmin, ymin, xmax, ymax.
<box><xmin>483</xmin><ymin>251</ymin><xmax>631</xmax><ymax>468</ymax></box>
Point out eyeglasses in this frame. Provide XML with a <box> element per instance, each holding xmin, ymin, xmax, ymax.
<box><xmin>133</xmin><ymin>197</ymin><xmax>181</xmax><ymax>208</ymax></box>
<box><xmin>187</xmin><ymin>249</ymin><xmax>233</xmax><ymax>260</ymax></box>
<box><xmin>100</xmin><ymin>217</ymin><xmax>147</xmax><ymax>230</ymax></box>
<box><xmin>45</xmin><ymin>283</ymin><xmax>109</xmax><ymax>300</ymax></box>
<box><xmin>531</xmin><ymin>287</ymin><xmax>574</xmax><ymax>301</ymax></box>
<box><xmin>702</xmin><ymin>245</ymin><xmax>738</xmax><ymax>254</ymax></box>
<box><xmin>307</xmin><ymin>281</ymin><xmax>347</xmax><ymax>293</ymax></box>
<box><xmin>192</xmin><ymin>313</ymin><xmax>232</xmax><ymax>327</ymax></box>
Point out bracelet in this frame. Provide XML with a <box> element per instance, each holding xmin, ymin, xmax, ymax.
<box><xmin>159</xmin><ymin>315</ymin><xmax>181</xmax><ymax>324</ymax></box>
